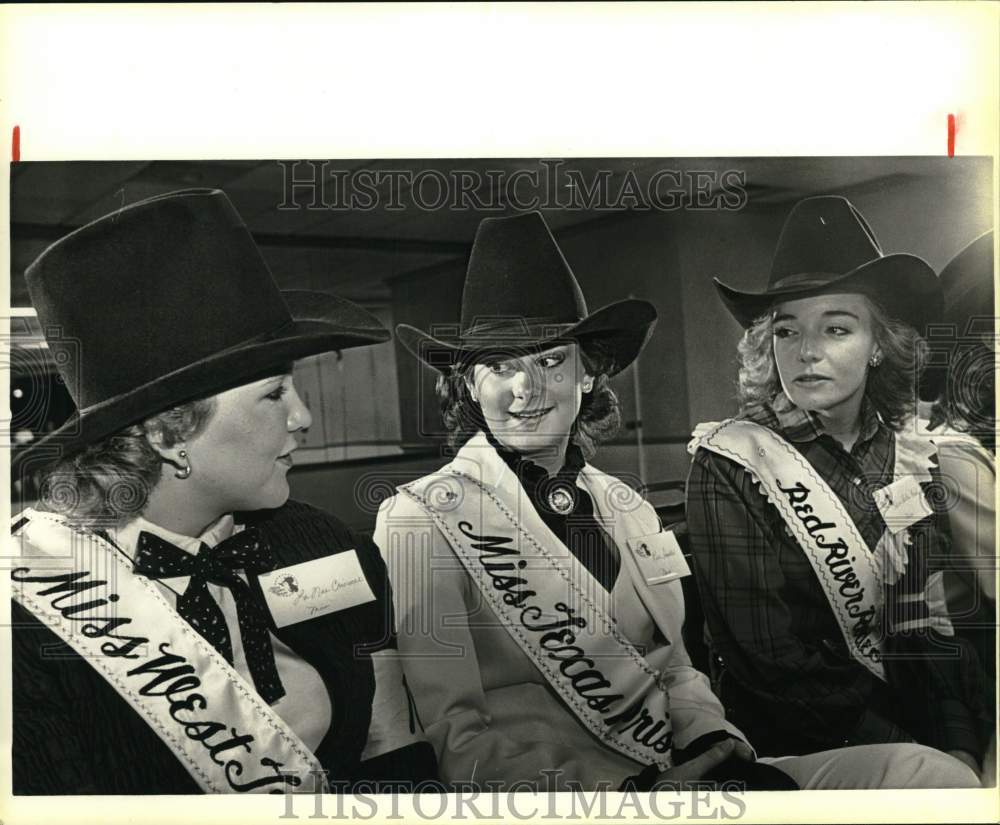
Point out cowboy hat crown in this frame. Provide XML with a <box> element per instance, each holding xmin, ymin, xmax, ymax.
<box><xmin>17</xmin><ymin>188</ymin><xmax>389</xmax><ymax>470</ymax></box>
<box><xmin>396</xmin><ymin>211</ymin><xmax>656</xmax><ymax>375</ymax></box>
<box><xmin>460</xmin><ymin>210</ymin><xmax>588</xmax><ymax>330</ymax></box>
<box><xmin>918</xmin><ymin>230</ymin><xmax>995</xmax><ymax>402</ymax></box>
<box><xmin>714</xmin><ymin>195</ymin><xmax>943</xmax><ymax>331</ymax></box>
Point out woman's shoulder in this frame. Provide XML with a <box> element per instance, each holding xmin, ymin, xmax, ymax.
<box><xmin>377</xmin><ymin>459</ymin><xmax>470</xmax><ymax>508</ymax></box>
<box><xmin>580</xmin><ymin>464</ymin><xmax>662</xmax><ymax>531</ymax></box>
<box><xmin>933</xmin><ymin>434</ymin><xmax>995</xmax><ymax>478</ymax></box>
<box><xmin>372</xmin><ymin>469</ymin><xmax>458</xmax><ymax>534</ymax></box>
<box><xmin>685</xmin><ymin>419</ymin><xmax>771</xmax><ymax>496</ymax></box>
<box><xmin>687</xmin><ymin>409</ymin><xmax>778</xmax><ymax>462</ymax></box>
<box><xmin>244</xmin><ymin>499</ymin><xmax>377</xmax><ymax>560</ymax></box>
<box><xmin>926</xmin><ymin>423</ymin><xmax>991</xmax><ymax>454</ymax></box>
<box><xmin>247</xmin><ymin>498</ymin><xmax>348</xmax><ymax>531</ymax></box>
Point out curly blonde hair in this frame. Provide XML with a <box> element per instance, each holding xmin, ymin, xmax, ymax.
<box><xmin>736</xmin><ymin>296</ymin><xmax>927</xmax><ymax>430</ymax></box>
<box><xmin>37</xmin><ymin>399</ymin><xmax>217</xmax><ymax>528</ymax></box>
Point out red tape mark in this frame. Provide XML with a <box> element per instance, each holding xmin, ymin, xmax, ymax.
<box><xmin>947</xmin><ymin>114</ymin><xmax>956</xmax><ymax>157</ymax></box>
<box><xmin>12</xmin><ymin>125</ymin><xmax>20</xmax><ymax>163</ymax></box>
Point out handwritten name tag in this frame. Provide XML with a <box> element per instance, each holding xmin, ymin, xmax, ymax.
<box><xmin>626</xmin><ymin>530</ymin><xmax>691</xmax><ymax>585</ymax></box>
<box><xmin>259</xmin><ymin>550</ymin><xmax>376</xmax><ymax>628</ymax></box>
<box><xmin>872</xmin><ymin>476</ymin><xmax>933</xmax><ymax>534</ymax></box>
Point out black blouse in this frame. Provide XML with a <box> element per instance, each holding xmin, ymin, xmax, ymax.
<box><xmin>486</xmin><ymin>431</ymin><xmax>621</xmax><ymax>592</ymax></box>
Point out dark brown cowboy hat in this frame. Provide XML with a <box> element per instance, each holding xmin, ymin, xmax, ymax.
<box><xmin>919</xmin><ymin>230</ymin><xmax>995</xmax><ymax>402</ymax></box>
<box><xmin>714</xmin><ymin>196</ymin><xmax>943</xmax><ymax>332</ymax></box>
<box><xmin>14</xmin><ymin>188</ymin><xmax>389</xmax><ymax>473</ymax></box>
<box><xmin>396</xmin><ymin>211</ymin><xmax>657</xmax><ymax>375</ymax></box>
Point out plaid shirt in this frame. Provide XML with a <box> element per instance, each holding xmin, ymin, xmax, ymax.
<box><xmin>686</xmin><ymin>395</ymin><xmax>991</xmax><ymax>759</ymax></box>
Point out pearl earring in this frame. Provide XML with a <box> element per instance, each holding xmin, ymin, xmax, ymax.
<box><xmin>174</xmin><ymin>449</ymin><xmax>192</xmax><ymax>480</ymax></box>
<box><xmin>868</xmin><ymin>354</ymin><xmax>882</xmax><ymax>368</ymax></box>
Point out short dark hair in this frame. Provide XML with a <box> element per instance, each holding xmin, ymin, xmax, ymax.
<box><xmin>437</xmin><ymin>338</ymin><xmax>621</xmax><ymax>459</ymax></box>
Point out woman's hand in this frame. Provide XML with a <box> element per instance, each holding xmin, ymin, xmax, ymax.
<box><xmin>654</xmin><ymin>738</ymin><xmax>746</xmax><ymax>787</ymax></box>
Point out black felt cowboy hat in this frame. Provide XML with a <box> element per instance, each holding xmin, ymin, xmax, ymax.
<box><xmin>918</xmin><ymin>230</ymin><xmax>995</xmax><ymax>402</ymax></box>
<box><xmin>714</xmin><ymin>196</ymin><xmax>943</xmax><ymax>331</ymax></box>
<box><xmin>14</xmin><ymin>188</ymin><xmax>389</xmax><ymax>472</ymax></box>
<box><xmin>395</xmin><ymin>211</ymin><xmax>657</xmax><ymax>375</ymax></box>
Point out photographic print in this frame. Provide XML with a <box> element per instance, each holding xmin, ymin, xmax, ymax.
<box><xmin>1</xmin><ymin>4</ymin><xmax>997</xmax><ymax>825</ymax></box>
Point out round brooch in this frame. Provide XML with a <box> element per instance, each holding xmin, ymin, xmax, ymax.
<box><xmin>546</xmin><ymin>484</ymin><xmax>575</xmax><ymax>515</ymax></box>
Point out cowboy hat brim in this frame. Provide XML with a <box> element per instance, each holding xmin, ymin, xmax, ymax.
<box><xmin>396</xmin><ymin>298</ymin><xmax>657</xmax><ymax>377</ymax></box>
<box><xmin>714</xmin><ymin>253</ymin><xmax>942</xmax><ymax>331</ymax></box>
<box><xmin>12</xmin><ymin>290</ymin><xmax>389</xmax><ymax>476</ymax></box>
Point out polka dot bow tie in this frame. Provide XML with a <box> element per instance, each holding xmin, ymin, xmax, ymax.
<box><xmin>133</xmin><ymin>528</ymin><xmax>285</xmax><ymax>704</ymax></box>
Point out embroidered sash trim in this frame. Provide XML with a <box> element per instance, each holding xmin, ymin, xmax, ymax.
<box><xmin>11</xmin><ymin>509</ymin><xmax>327</xmax><ymax>794</ymax></box>
<box><xmin>399</xmin><ymin>471</ymin><xmax>674</xmax><ymax>768</ymax></box>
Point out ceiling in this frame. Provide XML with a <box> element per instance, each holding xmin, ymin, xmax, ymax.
<box><xmin>9</xmin><ymin>155</ymin><xmax>990</xmax><ymax>306</ymax></box>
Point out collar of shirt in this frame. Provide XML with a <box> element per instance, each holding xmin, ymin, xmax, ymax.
<box><xmin>481</xmin><ymin>429</ymin><xmax>621</xmax><ymax>591</ymax></box>
<box><xmin>485</xmin><ymin>426</ymin><xmax>584</xmax><ymax>486</ymax></box>
<box><xmin>488</xmin><ymin>429</ymin><xmax>589</xmax><ymax>519</ymax></box>
<box><xmin>112</xmin><ymin>514</ymin><xmax>332</xmax><ymax>750</ymax></box>
<box><xmin>452</xmin><ymin>431</ymin><xmax>590</xmax><ymax>503</ymax></box>
<box><xmin>767</xmin><ymin>391</ymin><xmax>882</xmax><ymax>449</ymax></box>
<box><xmin>115</xmin><ymin>513</ymin><xmax>239</xmax><ymax>590</ymax></box>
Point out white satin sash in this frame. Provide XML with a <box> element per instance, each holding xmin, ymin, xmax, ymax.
<box><xmin>11</xmin><ymin>508</ymin><xmax>327</xmax><ymax>793</ymax></box>
<box><xmin>399</xmin><ymin>471</ymin><xmax>674</xmax><ymax>768</ymax></box>
<box><xmin>692</xmin><ymin>421</ymin><xmax>888</xmax><ymax>682</ymax></box>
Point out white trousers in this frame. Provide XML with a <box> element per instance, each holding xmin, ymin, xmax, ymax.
<box><xmin>761</xmin><ymin>744</ymin><xmax>980</xmax><ymax>789</ymax></box>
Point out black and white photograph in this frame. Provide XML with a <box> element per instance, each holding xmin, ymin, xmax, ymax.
<box><xmin>1</xmin><ymin>5</ymin><xmax>997</xmax><ymax>825</ymax></box>
<box><xmin>6</xmin><ymin>155</ymin><xmax>997</xmax><ymax>797</ymax></box>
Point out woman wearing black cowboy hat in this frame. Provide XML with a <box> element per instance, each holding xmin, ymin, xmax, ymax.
<box><xmin>10</xmin><ymin>189</ymin><xmax>436</xmax><ymax>794</ymax></box>
<box><xmin>373</xmin><ymin>210</ymin><xmax>976</xmax><ymax>791</ymax></box>
<box><xmin>686</xmin><ymin>196</ymin><xmax>992</xmax><ymax>784</ymax></box>
<box><xmin>921</xmin><ymin>232</ymin><xmax>996</xmax><ymax>689</ymax></box>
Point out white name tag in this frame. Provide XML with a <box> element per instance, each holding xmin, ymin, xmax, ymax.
<box><xmin>872</xmin><ymin>476</ymin><xmax>933</xmax><ymax>534</ymax></box>
<box><xmin>626</xmin><ymin>530</ymin><xmax>691</xmax><ymax>585</ymax></box>
<box><xmin>259</xmin><ymin>550</ymin><xmax>376</xmax><ymax>628</ymax></box>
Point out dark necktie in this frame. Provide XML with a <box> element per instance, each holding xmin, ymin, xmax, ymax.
<box><xmin>132</xmin><ymin>527</ymin><xmax>286</xmax><ymax>704</ymax></box>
